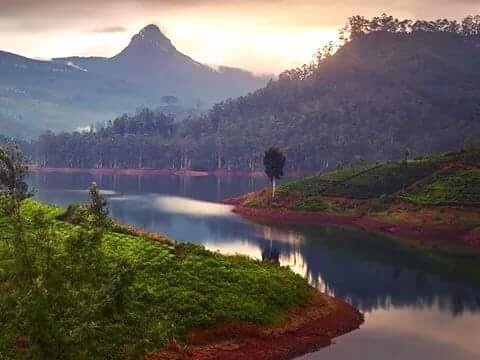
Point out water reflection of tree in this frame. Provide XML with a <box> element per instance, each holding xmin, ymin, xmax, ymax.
<box><xmin>261</xmin><ymin>247</ymin><xmax>280</xmax><ymax>264</ymax></box>
<box><xmin>198</xmin><ymin>217</ymin><xmax>480</xmax><ymax>316</ymax></box>
<box><xmin>240</xmin><ymin>222</ymin><xmax>480</xmax><ymax>316</ymax></box>
<box><xmin>92</xmin><ymin>205</ymin><xmax>480</xmax><ymax>317</ymax></box>
<box><xmin>33</xmin><ymin>174</ymin><xmax>480</xmax><ymax>317</ymax></box>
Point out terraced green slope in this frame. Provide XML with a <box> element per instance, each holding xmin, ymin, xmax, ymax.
<box><xmin>401</xmin><ymin>169</ymin><xmax>480</xmax><ymax>206</ymax></box>
<box><xmin>279</xmin><ymin>150</ymin><xmax>480</xmax><ymax>203</ymax></box>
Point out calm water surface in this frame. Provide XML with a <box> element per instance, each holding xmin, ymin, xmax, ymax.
<box><xmin>30</xmin><ymin>173</ymin><xmax>480</xmax><ymax>360</ymax></box>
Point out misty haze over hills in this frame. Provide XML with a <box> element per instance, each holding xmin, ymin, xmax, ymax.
<box><xmin>23</xmin><ymin>15</ymin><xmax>480</xmax><ymax>171</ymax></box>
<box><xmin>0</xmin><ymin>24</ymin><xmax>268</xmax><ymax>137</ymax></box>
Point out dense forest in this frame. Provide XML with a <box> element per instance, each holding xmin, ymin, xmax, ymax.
<box><xmin>23</xmin><ymin>14</ymin><xmax>480</xmax><ymax>171</ymax></box>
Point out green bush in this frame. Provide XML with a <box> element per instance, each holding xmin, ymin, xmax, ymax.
<box><xmin>401</xmin><ymin>169</ymin><xmax>480</xmax><ymax>206</ymax></box>
<box><xmin>295</xmin><ymin>198</ymin><xmax>329</xmax><ymax>212</ymax></box>
<box><xmin>88</xmin><ymin>182</ymin><xmax>110</xmax><ymax>228</ymax></box>
<box><xmin>56</xmin><ymin>204</ymin><xmax>91</xmax><ymax>224</ymax></box>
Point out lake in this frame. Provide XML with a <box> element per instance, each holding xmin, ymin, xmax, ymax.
<box><xmin>30</xmin><ymin>172</ymin><xmax>480</xmax><ymax>360</ymax></box>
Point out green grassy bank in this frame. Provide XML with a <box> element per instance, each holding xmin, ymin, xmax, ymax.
<box><xmin>0</xmin><ymin>200</ymin><xmax>314</xmax><ymax>359</ymax></box>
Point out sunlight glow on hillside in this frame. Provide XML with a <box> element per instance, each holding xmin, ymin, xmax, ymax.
<box><xmin>160</xmin><ymin>19</ymin><xmax>339</xmax><ymax>74</ymax></box>
<box><xmin>2</xmin><ymin>18</ymin><xmax>338</xmax><ymax>75</ymax></box>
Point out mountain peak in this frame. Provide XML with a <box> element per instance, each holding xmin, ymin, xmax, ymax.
<box><xmin>139</xmin><ymin>24</ymin><xmax>165</xmax><ymax>37</ymax></box>
<box><xmin>126</xmin><ymin>24</ymin><xmax>176</xmax><ymax>54</ymax></box>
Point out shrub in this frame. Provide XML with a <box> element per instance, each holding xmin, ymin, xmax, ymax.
<box><xmin>295</xmin><ymin>197</ymin><xmax>329</xmax><ymax>212</ymax></box>
<box><xmin>401</xmin><ymin>169</ymin><xmax>480</xmax><ymax>206</ymax></box>
<box><xmin>88</xmin><ymin>182</ymin><xmax>110</xmax><ymax>228</ymax></box>
<box><xmin>0</xmin><ymin>142</ymin><xmax>34</xmax><ymax>215</ymax></box>
<box><xmin>56</xmin><ymin>204</ymin><xmax>91</xmax><ymax>224</ymax></box>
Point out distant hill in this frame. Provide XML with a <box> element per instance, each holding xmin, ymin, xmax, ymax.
<box><xmin>0</xmin><ymin>50</ymin><xmax>126</xmax><ymax>136</ymax></box>
<box><xmin>196</xmin><ymin>28</ymin><xmax>480</xmax><ymax>171</ymax></box>
<box><xmin>259</xmin><ymin>150</ymin><xmax>480</xmax><ymax>205</ymax></box>
<box><xmin>234</xmin><ymin>149</ymin><xmax>480</xmax><ymax>248</ymax></box>
<box><xmin>53</xmin><ymin>25</ymin><xmax>266</xmax><ymax>107</ymax></box>
<box><xmin>25</xmin><ymin>15</ymin><xmax>480</xmax><ymax>171</ymax></box>
<box><xmin>0</xmin><ymin>25</ymin><xmax>267</xmax><ymax>137</ymax></box>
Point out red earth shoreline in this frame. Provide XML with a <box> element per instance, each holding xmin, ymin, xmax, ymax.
<box><xmin>228</xmin><ymin>203</ymin><xmax>479</xmax><ymax>249</ymax></box>
<box><xmin>147</xmin><ymin>293</ymin><xmax>363</xmax><ymax>360</ymax></box>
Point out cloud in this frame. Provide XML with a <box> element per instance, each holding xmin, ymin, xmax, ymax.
<box><xmin>92</xmin><ymin>26</ymin><xmax>127</xmax><ymax>33</ymax></box>
<box><xmin>1</xmin><ymin>0</ymin><xmax>480</xmax><ymax>73</ymax></box>
<box><xmin>1</xmin><ymin>0</ymin><xmax>479</xmax><ymax>32</ymax></box>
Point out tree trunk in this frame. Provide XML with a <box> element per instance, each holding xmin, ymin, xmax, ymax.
<box><xmin>217</xmin><ymin>152</ymin><xmax>222</xmax><ymax>170</ymax></box>
<box><xmin>272</xmin><ymin>178</ymin><xmax>276</xmax><ymax>199</ymax></box>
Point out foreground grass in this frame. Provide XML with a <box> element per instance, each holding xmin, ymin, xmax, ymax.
<box><xmin>0</xmin><ymin>201</ymin><xmax>314</xmax><ymax>358</ymax></box>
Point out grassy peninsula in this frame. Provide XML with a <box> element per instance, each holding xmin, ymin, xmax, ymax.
<box><xmin>232</xmin><ymin>150</ymin><xmax>480</xmax><ymax>250</ymax></box>
<box><xmin>0</xmin><ymin>198</ymin><xmax>362</xmax><ymax>359</ymax></box>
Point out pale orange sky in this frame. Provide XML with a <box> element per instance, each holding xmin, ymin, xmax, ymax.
<box><xmin>0</xmin><ymin>0</ymin><xmax>479</xmax><ymax>74</ymax></box>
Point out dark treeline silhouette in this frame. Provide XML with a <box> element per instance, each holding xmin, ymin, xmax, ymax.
<box><xmin>31</xmin><ymin>109</ymin><xmax>181</xmax><ymax>169</ymax></box>
<box><xmin>341</xmin><ymin>13</ymin><xmax>480</xmax><ymax>42</ymax></box>
<box><xmin>282</xmin><ymin>13</ymin><xmax>480</xmax><ymax>81</ymax></box>
<box><xmin>24</xmin><ymin>14</ymin><xmax>480</xmax><ymax>172</ymax></box>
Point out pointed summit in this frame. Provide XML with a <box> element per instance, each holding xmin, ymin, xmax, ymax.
<box><xmin>49</xmin><ymin>22</ymin><xmax>266</xmax><ymax>110</ymax></box>
<box><xmin>139</xmin><ymin>24</ymin><xmax>162</xmax><ymax>36</ymax></box>
<box><xmin>126</xmin><ymin>24</ymin><xmax>176</xmax><ymax>54</ymax></box>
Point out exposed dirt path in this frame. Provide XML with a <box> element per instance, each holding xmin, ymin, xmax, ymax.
<box><xmin>146</xmin><ymin>293</ymin><xmax>363</xmax><ymax>360</ymax></box>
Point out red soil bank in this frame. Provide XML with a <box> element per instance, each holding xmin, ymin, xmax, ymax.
<box><xmin>146</xmin><ymin>293</ymin><xmax>363</xmax><ymax>360</ymax></box>
<box><xmin>230</xmin><ymin>204</ymin><xmax>477</xmax><ymax>249</ymax></box>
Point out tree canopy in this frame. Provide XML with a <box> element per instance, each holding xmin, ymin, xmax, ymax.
<box><xmin>264</xmin><ymin>147</ymin><xmax>286</xmax><ymax>198</ymax></box>
<box><xmin>264</xmin><ymin>147</ymin><xmax>286</xmax><ymax>182</ymax></box>
<box><xmin>0</xmin><ymin>142</ymin><xmax>33</xmax><ymax>209</ymax></box>
<box><xmin>21</xmin><ymin>14</ymin><xmax>480</xmax><ymax>173</ymax></box>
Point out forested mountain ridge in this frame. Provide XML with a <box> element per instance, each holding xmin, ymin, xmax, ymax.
<box><xmin>204</xmin><ymin>23</ymin><xmax>480</xmax><ymax>169</ymax></box>
<box><xmin>0</xmin><ymin>25</ymin><xmax>267</xmax><ymax>137</ymax></box>
<box><xmin>27</xmin><ymin>15</ymin><xmax>480</xmax><ymax>171</ymax></box>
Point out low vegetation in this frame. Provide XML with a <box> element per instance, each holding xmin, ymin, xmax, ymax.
<box><xmin>0</xmin><ymin>199</ymin><xmax>314</xmax><ymax>359</ymax></box>
<box><xmin>20</xmin><ymin>14</ymin><xmax>480</xmax><ymax>172</ymax></box>
<box><xmin>0</xmin><ymin>145</ymin><xmax>315</xmax><ymax>359</ymax></box>
<box><xmin>401</xmin><ymin>169</ymin><xmax>480</xmax><ymax>206</ymax></box>
<box><xmin>241</xmin><ymin>150</ymin><xmax>480</xmax><ymax>226</ymax></box>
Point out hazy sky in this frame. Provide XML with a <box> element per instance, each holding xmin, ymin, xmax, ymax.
<box><xmin>1</xmin><ymin>0</ymin><xmax>479</xmax><ymax>74</ymax></box>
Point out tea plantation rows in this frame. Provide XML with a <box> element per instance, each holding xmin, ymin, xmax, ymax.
<box><xmin>279</xmin><ymin>150</ymin><xmax>480</xmax><ymax>205</ymax></box>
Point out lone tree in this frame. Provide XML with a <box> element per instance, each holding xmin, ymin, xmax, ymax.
<box><xmin>88</xmin><ymin>182</ymin><xmax>109</xmax><ymax>227</ymax></box>
<box><xmin>264</xmin><ymin>147</ymin><xmax>286</xmax><ymax>198</ymax></box>
<box><xmin>0</xmin><ymin>141</ymin><xmax>33</xmax><ymax>214</ymax></box>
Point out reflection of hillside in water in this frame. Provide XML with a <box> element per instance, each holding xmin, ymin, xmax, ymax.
<box><xmin>32</xmin><ymin>180</ymin><xmax>480</xmax><ymax>317</ymax></box>
<box><xmin>253</xmin><ymin>224</ymin><xmax>480</xmax><ymax>315</ymax></box>
<box><xmin>109</xmin><ymin>196</ymin><xmax>480</xmax><ymax>316</ymax></box>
